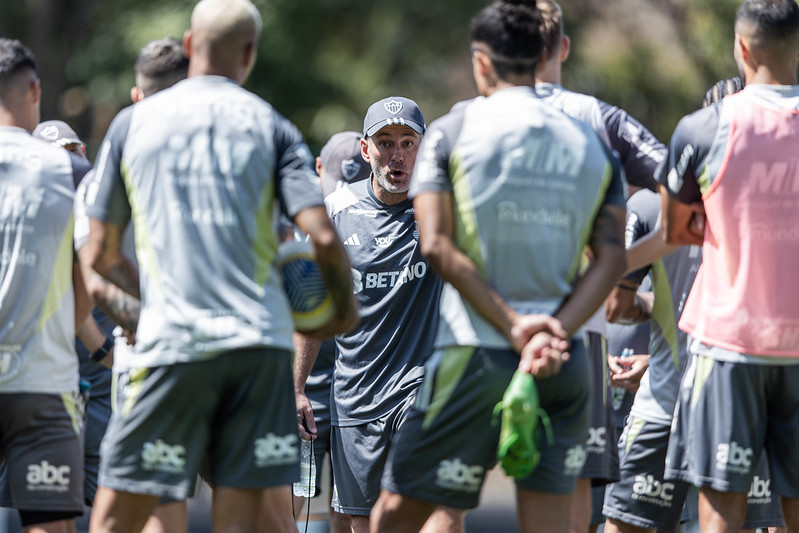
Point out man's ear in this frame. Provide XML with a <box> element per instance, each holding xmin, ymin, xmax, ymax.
<box><xmin>360</xmin><ymin>138</ymin><xmax>370</xmax><ymax>163</ymax></box>
<box><xmin>183</xmin><ymin>29</ymin><xmax>192</xmax><ymax>59</ymax></box>
<box><xmin>29</xmin><ymin>78</ymin><xmax>41</xmax><ymax>105</ymax></box>
<box><xmin>559</xmin><ymin>35</ymin><xmax>571</xmax><ymax>63</ymax></box>
<box><xmin>130</xmin><ymin>86</ymin><xmax>144</xmax><ymax>104</ymax></box>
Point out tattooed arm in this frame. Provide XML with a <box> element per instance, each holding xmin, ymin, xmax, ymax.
<box><xmin>83</xmin><ymin>218</ymin><xmax>141</xmax><ymax>300</ymax></box>
<box><xmin>77</xmin><ymin>246</ymin><xmax>140</xmax><ymax>333</ymax></box>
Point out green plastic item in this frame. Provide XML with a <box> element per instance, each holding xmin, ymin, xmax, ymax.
<box><xmin>492</xmin><ymin>370</ymin><xmax>554</xmax><ymax>479</ymax></box>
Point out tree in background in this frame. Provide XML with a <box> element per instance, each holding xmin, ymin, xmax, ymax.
<box><xmin>0</xmin><ymin>0</ymin><xmax>740</xmax><ymax>156</ymax></box>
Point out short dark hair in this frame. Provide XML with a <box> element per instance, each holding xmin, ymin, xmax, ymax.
<box><xmin>736</xmin><ymin>0</ymin><xmax>799</xmax><ymax>46</ymax></box>
<box><xmin>134</xmin><ymin>37</ymin><xmax>189</xmax><ymax>97</ymax></box>
<box><xmin>470</xmin><ymin>0</ymin><xmax>543</xmax><ymax>79</ymax></box>
<box><xmin>0</xmin><ymin>38</ymin><xmax>37</xmax><ymax>93</ymax></box>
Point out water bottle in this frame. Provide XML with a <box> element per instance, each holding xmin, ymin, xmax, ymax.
<box><xmin>611</xmin><ymin>348</ymin><xmax>633</xmax><ymax>410</ymax></box>
<box><xmin>293</xmin><ymin>438</ymin><xmax>316</xmax><ymax>497</ymax></box>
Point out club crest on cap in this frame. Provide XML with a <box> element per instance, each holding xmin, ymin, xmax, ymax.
<box><xmin>40</xmin><ymin>125</ymin><xmax>60</xmax><ymax>141</ymax></box>
<box><xmin>341</xmin><ymin>159</ymin><xmax>361</xmax><ymax>181</ymax></box>
<box><xmin>384</xmin><ymin>101</ymin><xmax>403</xmax><ymax>115</ymax></box>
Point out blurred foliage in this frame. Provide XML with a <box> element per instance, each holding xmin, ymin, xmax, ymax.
<box><xmin>0</xmin><ymin>0</ymin><xmax>743</xmax><ymax>156</ymax></box>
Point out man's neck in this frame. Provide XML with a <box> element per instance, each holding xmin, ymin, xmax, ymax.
<box><xmin>535</xmin><ymin>58</ymin><xmax>562</xmax><ymax>85</ymax></box>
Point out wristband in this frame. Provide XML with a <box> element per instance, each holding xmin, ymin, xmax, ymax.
<box><xmin>91</xmin><ymin>336</ymin><xmax>114</xmax><ymax>363</ymax></box>
<box><xmin>616</xmin><ymin>283</ymin><xmax>638</xmax><ymax>291</ymax></box>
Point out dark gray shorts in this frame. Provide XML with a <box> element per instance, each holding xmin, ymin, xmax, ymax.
<box><xmin>603</xmin><ymin>416</ymin><xmax>690</xmax><ymax>531</ymax></box>
<box><xmin>742</xmin><ymin>452</ymin><xmax>786</xmax><ymax>529</ymax></box>
<box><xmin>0</xmin><ymin>393</ymin><xmax>84</xmax><ymax>514</ymax></box>
<box><xmin>384</xmin><ymin>341</ymin><xmax>590</xmax><ymax>510</ymax></box>
<box><xmin>100</xmin><ymin>348</ymin><xmax>299</xmax><ymax>500</ymax></box>
<box><xmin>580</xmin><ymin>331</ymin><xmax>619</xmax><ymax>484</ymax></box>
<box><xmin>330</xmin><ymin>394</ymin><xmax>415</xmax><ymax>515</ymax></box>
<box><xmin>665</xmin><ymin>354</ymin><xmax>799</xmax><ymax>498</ymax></box>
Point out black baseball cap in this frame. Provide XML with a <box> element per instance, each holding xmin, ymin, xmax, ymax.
<box><xmin>319</xmin><ymin>131</ymin><xmax>370</xmax><ymax>197</ymax></box>
<box><xmin>363</xmin><ymin>96</ymin><xmax>426</xmax><ymax>138</ymax></box>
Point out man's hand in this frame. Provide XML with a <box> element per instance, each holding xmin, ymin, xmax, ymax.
<box><xmin>510</xmin><ymin>314</ymin><xmax>568</xmax><ymax>355</ymax></box>
<box><xmin>608</xmin><ymin>353</ymin><xmax>649</xmax><ymax>393</ymax></box>
<box><xmin>295</xmin><ymin>391</ymin><xmax>317</xmax><ymax>441</ymax></box>
<box><xmin>518</xmin><ymin>331</ymin><xmax>571</xmax><ymax>379</ymax></box>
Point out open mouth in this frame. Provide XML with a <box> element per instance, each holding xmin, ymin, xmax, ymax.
<box><xmin>389</xmin><ymin>169</ymin><xmax>406</xmax><ymax>180</ymax></box>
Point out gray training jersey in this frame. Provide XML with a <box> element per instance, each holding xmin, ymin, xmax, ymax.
<box><xmin>411</xmin><ymin>87</ymin><xmax>625</xmax><ymax>349</ymax></box>
<box><xmin>624</xmin><ymin>189</ymin><xmax>702</xmax><ymax>425</ymax></box>
<box><xmin>87</xmin><ymin>76</ymin><xmax>323</xmax><ymax>367</ymax></box>
<box><xmin>536</xmin><ymin>83</ymin><xmax>666</xmax><ymax>192</ymax></box>
<box><xmin>0</xmin><ymin>126</ymin><xmax>78</xmax><ymax>393</ymax></box>
<box><xmin>325</xmin><ymin>178</ymin><xmax>443</xmax><ymax>426</ymax></box>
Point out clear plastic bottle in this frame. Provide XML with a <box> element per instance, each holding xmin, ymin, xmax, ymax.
<box><xmin>293</xmin><ymin>439</ymin><xmax>316</xmax><ymax>497</ymax></box>
<box><xmin>611</xmin><ymin>348</ymin><xmax>633</xmax><ymax>410</ymax></box>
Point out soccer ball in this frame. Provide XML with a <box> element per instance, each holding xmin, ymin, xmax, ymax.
<box><xmin>278</xmin><ymin>240</ymin><xmax>335</xmax><ymax>332</ymax></box>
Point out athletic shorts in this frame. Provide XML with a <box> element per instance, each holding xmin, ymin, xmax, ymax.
<box><xmin>590</xmin><ymin>485</ymin><xmax>606</xmax><ymax>526</ymax></box>
<box><xmin>665</xmin><ymin>354</ymin><xmax>799</xmax><ymax>497</ymax></box>
<box><xmin>0</xmin><ymin>393</ymin><xmax>84</xmax><ymax>515</ymax></box>
<box><xmin>742</xmin><ymin>452</ymin><xmax>785</xmax><ymax>529</ymax></box>
<box><xmin>330</xmin><ymin>393</ymin><xmax>416</xmax><ymax>515</ymax></box>
<box><xmin>100</xmin><ymin>347</ymin><xmax>299</xmax><ymax>500</ymax></box>
<box><xmin>83</xmin><ymin>372</ymin><xmax>112</xmax><ymax>505</ymax></box>
<box><xmin>580</xmin><ymin>332</ymin><xmax>618</xmax><ymax>484</ymax></box>
<box><xmin>603</xmin><ymin>416</ymin><xmax>690</xmax><ymax>531</ymax></box>
<box><xmin>383</xmin><ymin>341</ymin><xmax>590</xmax><ymax>510</ymax></box>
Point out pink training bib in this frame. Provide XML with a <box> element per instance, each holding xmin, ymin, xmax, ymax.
<box><xmin>680</xmin><ymin>90</ymin><xmax>799</xmax><ymax>357</ymax></box>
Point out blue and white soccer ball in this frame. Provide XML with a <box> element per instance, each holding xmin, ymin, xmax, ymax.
<box><xmin>278</xmin><ymin>241</ymin><xmax>334</xmax><ymax>332</ymax></box>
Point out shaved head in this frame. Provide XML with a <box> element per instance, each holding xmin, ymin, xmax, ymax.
<box><xmin>187</xmin><ymin>0</ymin><xmax>262</xmax><ymax>83</ymax></box>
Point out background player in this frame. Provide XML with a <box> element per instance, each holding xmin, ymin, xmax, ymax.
<box><xmin>371</xmin><ymin>1</ymin><xmax>627</xmax><ymax>531</ymax></box>
<box><xmin>83</xmin><ymin>1</ymin><xmax>357</xmax><ymax>531</ymax></box>
<box><xmin>660</xmin><ymin>1</ymin><xmax>799</xmax><ymax>530</ymax></box>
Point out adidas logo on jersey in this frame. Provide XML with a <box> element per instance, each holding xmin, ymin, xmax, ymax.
<box><xmin>141</xmin><ymin>439</ymin><xmax>186</xmax><ymax>474</ymax></box>
<box><xmin>632</xmin><ymin>474</ymin><xmax>675</xmax><ymax>507</ymax></box>
<box><xmin>26</xmin><ymin>461</ymin><xmax>70</xmax><ymax>493</ymax></box>
<box><xmin>435</xmin><ymin>458</ymin><xmax>484</xmax><ymax>494</ymax></box>
<box><xmin>716</xmin><ymin>442</ymin><xmax>753</xmax><ymax>475</ymax></box>
<box><xmin>254</xmin><ymin>432</ymin><xmax>298</xmax><ymax>467</ymax></box>
<box><xmin>563</xmin><ymin>445</ymin><xmax>587</xmax><ymax>476</ymax></box>
<box><xmin>343</xmin><ymin>233</ymin><xmax>361</xmax><ymax>246</ymax></box>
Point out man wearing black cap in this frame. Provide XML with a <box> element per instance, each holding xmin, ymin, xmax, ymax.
<box><xmin>317</xmin><ymin>131</ymin><xmax>371</xmax><ymax>198</ymax></box>
<box><xmin>294</xmin><ymin>97</ymin><xmax>463</xmax><ymax>533</ymax></box>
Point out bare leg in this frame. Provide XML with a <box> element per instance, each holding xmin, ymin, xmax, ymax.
<box><xmin>329</xmin><ymin>509</ymin><xmax>352</xmax><ymax>533</ymax></box>
<box><xmin>517</xmin><ymin>486</ymin><xmax>572</xmax><ymax>533</ymax></box>
<box><xmin>569</xmin><ymin>478</ymin><xmax>591</xmax><ymax>533</ymax></box>
<box><xmin>780</xmin><ymin>496</ymin><xmax>799</xmax><ymax>532</ymax></box>
<box><xmin>603</xmin><ymin>518</ymin><xmax>654</xmax><ymax>533</ymax></box>
<box><xmin>352</xmin><ymin>514</ymin><xmax>370</xmax><ymax>533</ymax></box>
<box><xmin>24</xmin><ymin>519</ymin><xmax>77</xmax><ymax>533</ymax></box>
<box><xmin>420</xmin><ymin>507</ymin><xmax>465</xmax><ymax>533</ymax></box>
<box><xmin>141</xmin><ymin>501</ymin><xmax>188</xmax><ymax>533</ymax></box>
<box><xmin>697</xmin><ymin>488</ymin><xmax>746</xmax><ymax>533</ymax></box>
<box><xmin>89</xmin><ymin>486</ymin><xmax>159</xmax><ymax>533</ymax></box>
<box><xmin>370</xmin><ymin>490</ymin><xmax>436</xmax><ymax>533</ymax></box>
<box><xmin>214</xmin><ymin>485</ymin><xmax>294</xmax><ymax>533</ymax></box>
